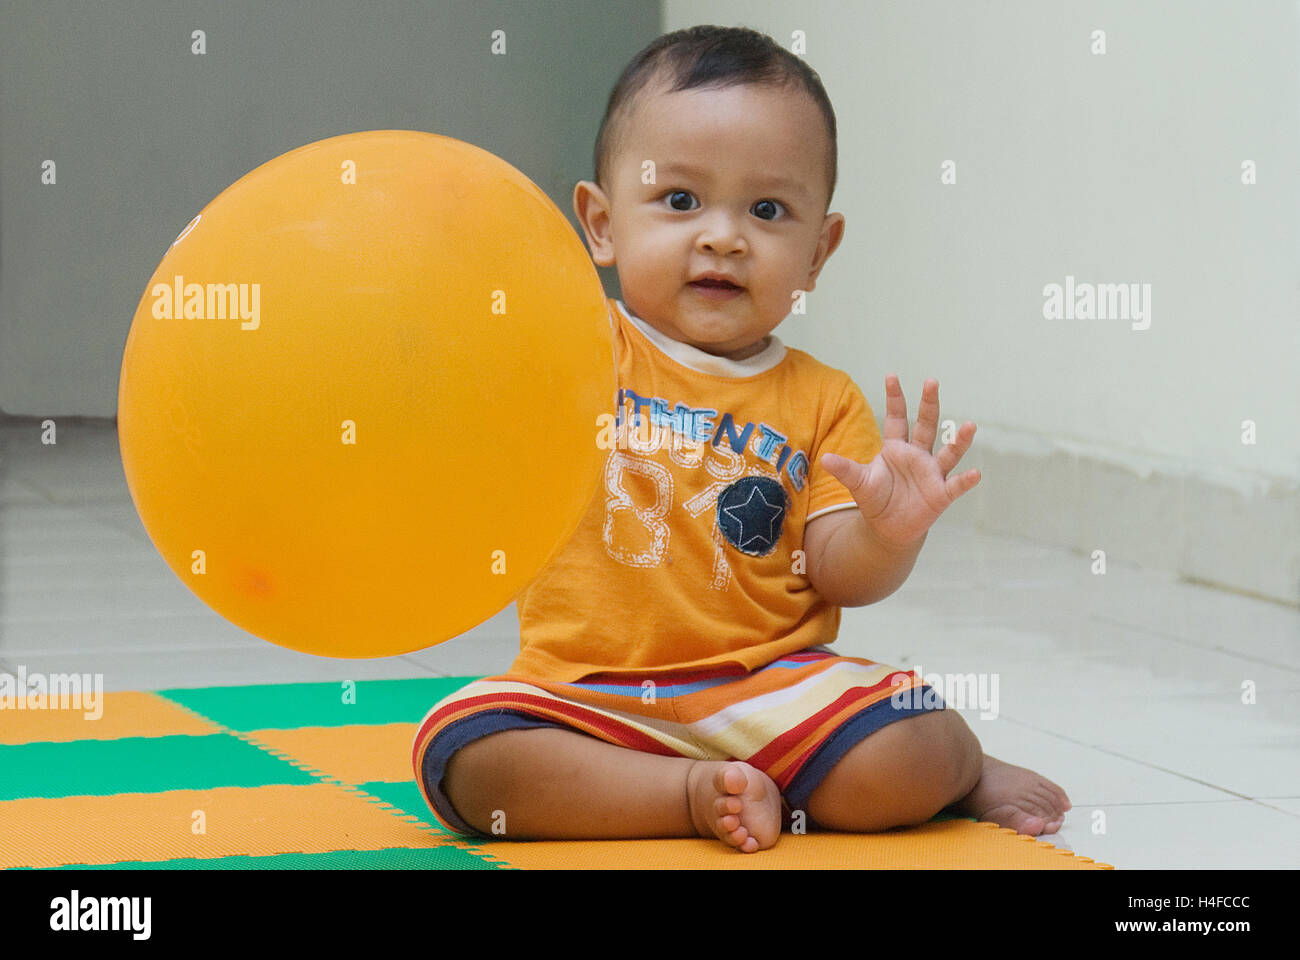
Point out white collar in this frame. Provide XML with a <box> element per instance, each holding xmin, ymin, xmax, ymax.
<box><xmin>614</xmin><ymin>299</ymin><xmax>786</xmax><ymax>378</ymax></box>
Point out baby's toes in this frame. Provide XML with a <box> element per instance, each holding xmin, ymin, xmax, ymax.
<box><xmin>726</xmin><ymin>825</ymin><xmax>757</xmax><ymax>853</ymax></box>
<box><xmin>986</xmin><ymin>803</ymin><xmax>1047</xmax><ymax>836</ymax></box>
<box><xmin>721</xmin><ymin>821</ymin><xmax>748</xmax><ymax>846</ymax></box>
<box><xmin>1019</xmin><ymin>797</ymin><xmax>1066</xmax><ymax>835</ymax></box>
<box><xmin>1035</xmin><ymin>785</ymin><xmax>1072</xmax><ymax>824</ymax></box>
<box><xmin>1033</xmin><ymin>800</ymin><xmax>1066</xmax><ymax>829</ymax></box>
<box><xmin>1011</xmin><ymin>811</ymin><xmax>1048</xmax><ymax>835</ymax></box>
<box><xmin>714</xmin><ymin>795</ymin><xmax>740</xmax><ymax>830</ymax></box>
<box><xmin>716</xmin><ymin>763</ymin><xmax>749</xmax><ymax>797</ymax></box>
<box><xmin>1038</xmin><ymin>776</ymin><xmax>1071</xmax><ymax>810</ymax></box>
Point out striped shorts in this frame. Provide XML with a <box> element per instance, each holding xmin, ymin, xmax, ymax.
<box><xmin>411</xmin><ymin>647</ymin><xmax>943</xmax><ymax>837</ymax></box>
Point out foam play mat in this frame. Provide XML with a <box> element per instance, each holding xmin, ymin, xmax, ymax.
<box><xmin>0</xmin><ymin>678</ymin><xmax>1110</xmax><ymax>870</ymax></box>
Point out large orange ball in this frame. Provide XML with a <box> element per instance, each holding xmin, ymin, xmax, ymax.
<box><xmin>118</xmin><ymin>130</ymin><xmax>614</xmax><ymax>658</ymax></box>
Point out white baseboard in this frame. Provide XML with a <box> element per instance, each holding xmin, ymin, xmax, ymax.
<box><xmin>938</xmin><ymin>425</ymin><xmax>1300</xmax><ymax>607</ymax></box>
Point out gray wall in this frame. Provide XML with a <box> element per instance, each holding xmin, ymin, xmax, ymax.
<box><xmin>0</xmin><ymin>0</ymin><xmax>655</xmax><ymax>416</ymax></box>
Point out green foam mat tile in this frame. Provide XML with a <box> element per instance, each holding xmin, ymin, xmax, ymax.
<box><xmin>355</xmin><ymin>780</ymin><xmax>451</xmax><ymax>831</ymax></box>
<box><xmin>25</xmin><ymin>846</ymin><xmax>509</xmax><ymax>870</ymax></box>
<box><xmin>157</xmin><ymin>677</ymin><xmax>477</xmax><ymax>731</ymax></box>
<box><xmin>0</xmin><ymin>734</ymin><xmax>318</xmax><ymax>801</ymax></box>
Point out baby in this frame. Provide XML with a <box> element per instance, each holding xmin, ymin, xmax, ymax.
<box><xmin>413</xmin><ymin>24</ymin><xmax>1070</xmax><ymax>853</ymax></box>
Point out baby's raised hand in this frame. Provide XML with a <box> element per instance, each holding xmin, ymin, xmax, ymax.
<box><xmin>820</xmin><ymin>375</ymin><xmax>980</xmax><ymax>550</ymax></box>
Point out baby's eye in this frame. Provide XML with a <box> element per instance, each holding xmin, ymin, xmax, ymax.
<box><xmin>752</xmin><ymin>199</ymin><xmax>784</xmax><ymax>221</ymax></box>
<box><xmin>666</xmin><ymin>190</ymin><xmax>697</xmax><ymax>212</ymax></box>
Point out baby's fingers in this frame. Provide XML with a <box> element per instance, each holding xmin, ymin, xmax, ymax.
<box><xmin>944</xmin><ymin>467</ymin><xmax>982</xmax><ymax>503</ymax></box>
<box><xmin>882</xmin><ymin>374</ymin><xmax>910</xmax><ymax>442</ymax></box>
<box><xmin>935</xmin><ymin>421</ymin><xmax>977</xmax><ymax>477</ymax></box>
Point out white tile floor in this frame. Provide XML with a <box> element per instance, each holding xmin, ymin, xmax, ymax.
<box><xmin>2</xmin><ymin>418</ymin><xmax>1298</xmax><ymax>869</ymax></box>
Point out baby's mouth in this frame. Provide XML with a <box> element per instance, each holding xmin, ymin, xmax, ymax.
<box><xmin>689</xmin><ymin>280</ymin><xmax>745</xmax><ymax>303</ymax></box>
<box><xmin>690</xmin><ymin>278</ymin><xmax>744</xmax><ymax>292</ymax></box>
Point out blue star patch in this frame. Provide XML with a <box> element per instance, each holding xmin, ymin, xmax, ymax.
<box><xmin>716</xmin><ymin>476</ymin><xmax>788</xmax><ymax>557</ymax></box>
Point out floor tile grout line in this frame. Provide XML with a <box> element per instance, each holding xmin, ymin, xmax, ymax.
<box><xmin>395</xmin><ymin>656</ymin><xmax>451</xmax><ymax>679</ymax></box>
<box><xmin>1089</xmin><ymin>613</ymin><xmax>1300</xmax><ymax>674</ymax></box>
<box><xmin>1250</xmin><ymin>799</ymin><xmax>1300</xmax><ymax>818</ymax></box>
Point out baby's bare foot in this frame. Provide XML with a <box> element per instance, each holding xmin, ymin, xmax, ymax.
<box><xmin>954</xmin><ymin>755</ymin><xmax>1072</xmax><ymax>836</ymax></box>
<box><xmin>686</xmin><ymin>760</ymin><xmax>781</xmax><ymax>853</ymax></box>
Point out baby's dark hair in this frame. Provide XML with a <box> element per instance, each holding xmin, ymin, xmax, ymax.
<box><xmin>593</xmin><ymin>24</ymin><xmax>838</xmax><ymax>207</ymax></box>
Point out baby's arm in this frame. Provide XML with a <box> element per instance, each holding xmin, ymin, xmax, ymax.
<box><xmin>807</xmin><ymin>375</ymin><xmax>979</xmax><ymax>606</ymax></box>
<box><xmin>804</xmin><ymin>509</ymin><xmax>924</xmax><ymax>607</ymax></box>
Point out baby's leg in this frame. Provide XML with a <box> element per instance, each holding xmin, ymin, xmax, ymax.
<box><xmin>443</xmin><ymin>727</ymin><xmax>783</xmax><ymax>852</ymax></box>
<box><xmin>806</xmin><ymin>709</ymin><xmax>1070</xmax><ymax>835</ymax></box>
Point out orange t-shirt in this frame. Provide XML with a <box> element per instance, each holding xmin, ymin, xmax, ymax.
<box><xmin>510</xmin><ymin>297</ymin><xmax>883</xmax><ymax>681</ymax></box>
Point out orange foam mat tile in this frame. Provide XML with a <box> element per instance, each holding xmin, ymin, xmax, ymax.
<box><xmin>0</xmin><ymin>782</ymin><xmax>453</xmax><ymax>870</ymax></box>
<box><xmin>249</xmin><ymin>723</ymin><xmax>416</xmax><ymax>785</ymax></box>
<box><xmin>473</xmin><ymin>820</ymin><xmax>1112</xmax><ymax>870</ymax></box>
<box><xmin>0</xmin><ymin>692</ymin><xmax>219</xmax><ymax>745</ymax></box>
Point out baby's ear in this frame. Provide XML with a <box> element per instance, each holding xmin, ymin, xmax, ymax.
<box><xmin>572</xmin><ymin>180</ymin><xmax>616</xmax><ymax>266</ymax></box>
<box><xmin>805</xmin><ymin>212</ymin><xmax>847</xmax><ymax>286</ymax></box>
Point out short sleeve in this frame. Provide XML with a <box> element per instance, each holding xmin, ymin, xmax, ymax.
<box><xmin>804</xmin><ymin>375</ymin><xmax>882</xmax><ymax>520</ymax></box>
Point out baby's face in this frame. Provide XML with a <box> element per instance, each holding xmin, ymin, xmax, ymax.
<box><xmin>574</xmin><ymin>80</ymin><xmax>845</xmax><ymax>361</ymax></box>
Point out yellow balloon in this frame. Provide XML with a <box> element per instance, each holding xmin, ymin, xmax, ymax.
<box><xmin>118</xmin><ymin>130</ymin><xmax>614</xmax><ymax>658</ymax></box>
